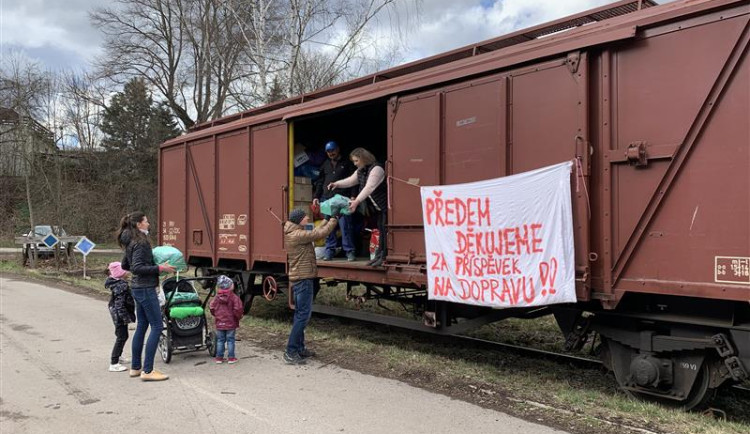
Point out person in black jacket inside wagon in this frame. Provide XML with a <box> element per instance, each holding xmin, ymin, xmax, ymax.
<box><xmin>313</xmin><ymin>141</ymin><xmax>357</xmax><ymax>261</ymax></box>
<box><xmin>117</xmin><ymin>211</ymin><xmax>175</xmax><ymax>381</ymax></box>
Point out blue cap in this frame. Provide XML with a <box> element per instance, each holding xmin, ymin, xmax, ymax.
<box><xmin>325</xmin><ymin>141</ymin><xmax>338</xmax><ymax>152</ymax></box>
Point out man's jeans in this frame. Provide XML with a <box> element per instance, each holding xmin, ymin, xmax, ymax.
<box><xmin>216</xmin><ymin>329</ymin><xmax>236</xmax><ymax>358</ymax></box>
<box><xmin>286</xmin><ymin>279</ymin><xmax>314</xmax><ymax>356</ymax></box>
<box><xmin>130</xmin><ymin>287</ymin><xmax>163</xmax><ymax>373</ymax></box>
<box><xmin>325</xmin><ymin>214</ymin><xmax>354</xmax><ymax>256</ymax></box>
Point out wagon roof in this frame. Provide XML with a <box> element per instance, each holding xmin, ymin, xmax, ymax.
<box><xmin>162</xmin><ymin>0</ymin><xmax>742</xmax><ymax>148</ymax></box>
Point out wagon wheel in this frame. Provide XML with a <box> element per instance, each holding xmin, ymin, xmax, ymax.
<box><xmin>262</xmin><ymin>275</ymin><xmax>279</xmax><ymax>301</ymax></box>
<box><xmin>158</xmin><ymin>327</ymin><xmax>172</xmax><ymax>364</ymax></box>
<box><xmin>206</xmin><ymin>330</ymin><xmax>217</xmax><ymax>357</ymax></box>
<box><xmin>623</xmin><ymin>360</ymin><xmax>716</xmax><ymax>411</ymax></box>
<box><xmin>602</xmin><ymin>338</ymin><xmax>717</xmax><ymax>411</ymax></box>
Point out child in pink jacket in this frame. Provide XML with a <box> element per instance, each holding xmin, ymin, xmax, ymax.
<box><xmin>209</xmin><ymin>275</ymin><xmax>244</xmax><ymax>364</ymax></box>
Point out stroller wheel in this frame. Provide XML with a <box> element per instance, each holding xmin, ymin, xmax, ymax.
<box><xmin>159</xmin><ymin>328</ymin><xmax>172</xmax><ymax>363</ymax></box>
<box><xmin>206</xmin><ymin>330</ymin><xmax>217</xmax><ymax>357</ymax></box>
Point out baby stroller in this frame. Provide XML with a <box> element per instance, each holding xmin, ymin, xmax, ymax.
<box><xmin>157</xmin><ymin>276</ymin><xmax>218</xmax><ymax>363</ymax></box>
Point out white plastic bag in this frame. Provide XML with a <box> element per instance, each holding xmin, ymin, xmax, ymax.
<box><xmin>157</xmin><ymin>286</ymin><xmax>166</xmax><ymax>307</ymax></box>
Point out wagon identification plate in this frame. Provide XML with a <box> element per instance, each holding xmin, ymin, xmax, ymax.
<box><xmin>714</xmin><ymin>257</ymin><xmax>750</xmax><ymax>284</ymax></box>
<box><xmin>420</xmin><ymin>161</ymin><xmax>576</xmax><ymax>308</ymax></box>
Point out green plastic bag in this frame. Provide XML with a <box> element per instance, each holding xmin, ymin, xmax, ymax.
<box><xmin>320</xmin><ymin>194</ymin><xmax>352</xmax><ymax>216</ymax></box>
<box><xmin>169</xmin><ymin>306</ymin><xmax>204</xmax><ymax>319</ymax></box>
<box><xmin>152</xmin><ymin>246</ymin><xmax>188</xmax><ymax>274</ymax></box>
<box><xmin>165</xmin><ymin>291</ymin><xmax>200</xmax><ymax>304</ymax></box>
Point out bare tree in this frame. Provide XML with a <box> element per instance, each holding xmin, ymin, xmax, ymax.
<box><xmin>0</xmin><ymin>54</ymin><xmax>54</xmax><ymax>267</ymax></box>
<box><xmin>91</xmin><ymin>0</ymin><xmax>249</xmax><ymax>128</ymax></box>
<box><xmin>60</xmin><ymin>70</ymin><xmax>109</xmax><ymax>150</ymax></box>
<box><xmin>91</xmin><ymin>0</ymin><xmax>420</xmax><ymax>122</ymax></box>
<box><xmin>225</xmin><ymin>0</ymin><xmax>420</xmax><ymax>105</ymax></box>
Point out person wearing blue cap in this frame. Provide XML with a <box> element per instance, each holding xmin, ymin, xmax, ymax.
<box><xmin>313</xmin><ymin>140</ymin><xmax>357</xmax><ymax>261</ymax></box>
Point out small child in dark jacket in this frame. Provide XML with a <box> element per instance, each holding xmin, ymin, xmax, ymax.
<box><xmin>106</xmin><ymin>261</ymin><xmax>136</xmax><ymax>372</ymax></box>
<box><xmin>209</xmin><ymin>275</ymin><xmax>244</xmax><ymax>364</ymax></box>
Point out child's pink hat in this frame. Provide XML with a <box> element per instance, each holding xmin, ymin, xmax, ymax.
<box><xmin>108</xmin><ymin>262</ymin><xmax>127</xmax><ymax>279</ymax></box>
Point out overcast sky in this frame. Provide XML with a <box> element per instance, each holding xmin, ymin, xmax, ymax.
<box><xmin>1</xmin><ymin>0</ymin><xmax>677</xmax><ymax>73</ymax></box>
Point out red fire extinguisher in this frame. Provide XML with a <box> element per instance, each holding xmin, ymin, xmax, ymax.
<box><xmin>369</xmin><ymin>229</ymin><xmax>380</xmax><ymax>260</ymax></box>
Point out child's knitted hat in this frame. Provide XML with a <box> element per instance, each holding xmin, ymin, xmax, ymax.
<box><xmin>108</xmin><ymin>262</ymin><xmax>127</xmax><ymax>279</ymax></box>
<box><xmin>216</xmin><ymin>275</ymin><xmax>234</xmax><ymax>290</ymax></box>
<box><xmin>289</xmin><ymin>208</ymin><xmax>306</xmax><ymax>225</ymax></box>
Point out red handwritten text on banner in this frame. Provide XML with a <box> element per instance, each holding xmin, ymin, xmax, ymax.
<box><xmin>421</xmin><ymin>161</ymin><xmax>575</xmax><ymax>308</ymax></box>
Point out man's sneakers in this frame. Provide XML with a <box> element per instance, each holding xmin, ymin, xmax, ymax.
<box><xmin>140</xmin><ymin>370</ymin><xmax>169</xmax><ymax>381</ymax></box>
<box><xmin>129</xmin><ymin>368</ymin><xmax>142</xmax><ymax>378</ymax></box>
<box><xmin>227</xmin><ymin>358</ymin><xmax>238</xmax><ymax>364</ymax></box>
<box><xmin>283</xmin><ymin>352</ymin><xmax>307</xmax><ymax>365</ymax></box>
<box><xmin>215</xmin><ymin>357</ymin><xmax>224</xmax><ymax>364</ymax></box>
<box><xmin>299</xmin><ymin>348</ymin><xmax>316</xmax><ymax>359</ymax></box>
<box><xmin>109</xmin><ymin>363</ymin><xmax>127</xmax><ymax>372</ymax></box>
<box><xmin>346</xmin><ymin>252</ymin><xmax>356</xmax><ymax>262</ymax></box>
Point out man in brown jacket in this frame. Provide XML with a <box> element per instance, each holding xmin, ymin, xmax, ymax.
<box><xmin>283</xmin><ymin>207</ymin><xmax>339</xmax><ymax>365</ymax></box>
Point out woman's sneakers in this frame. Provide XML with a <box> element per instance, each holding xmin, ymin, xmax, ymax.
<box><xmin>140</xmin><ymin>370</ymin><xmax>169</xmax><ymax>381</ymax></box>
<box><xmin>126</xmin><ymin>368</ymin><xmax>168</xmax><ymax>381</ymax></box>
<box><xmin>109</xmin><ymin>363</ymin><xmax>128</xmax><ymax>372</ymax></box>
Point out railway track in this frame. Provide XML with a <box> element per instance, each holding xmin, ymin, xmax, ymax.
<box><xmin>312</xmin><ymin>304</ymin><xmax>750</xmax><ymax>395</ymax></box>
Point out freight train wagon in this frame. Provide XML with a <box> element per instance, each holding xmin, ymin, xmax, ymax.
<box><xmin>159</xmin><ymin>0</ymin><xmax>749</xmax><ymax>409</ymax></box>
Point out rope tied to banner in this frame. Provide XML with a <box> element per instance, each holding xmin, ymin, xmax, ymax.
<box><xmin>574</xmin><ymin>155</ymin><xmax>592</xmax><ymax>219</ymax></box>
<box><xmin>387</xmin><ymin>175</ymin><xmax>421</xmax><ymax>210</ymax></box>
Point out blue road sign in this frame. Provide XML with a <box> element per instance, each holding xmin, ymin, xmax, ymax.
<box><xmin>42</xmin><ymin>234</ymin><xmax>59</xmax><ymax>248</ymax></box>
<box><xmin>75</xmin><ymin>237</ymin><xmax>96</xmax><ymax>256</ymax></box>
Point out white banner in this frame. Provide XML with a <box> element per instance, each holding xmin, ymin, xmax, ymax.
<box><xmin>421</xmin><ymin>161</ymin><xmax>576</xmax><ymax>308</ymax></box>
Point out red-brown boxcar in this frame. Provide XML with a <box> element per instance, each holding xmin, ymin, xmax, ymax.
<box><xmin>159</xmin><ymin>0</ymin><xmax>749</xmax><ymax>408</ymax></box>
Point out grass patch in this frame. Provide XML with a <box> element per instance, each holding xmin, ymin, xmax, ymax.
<box><xmin>1</xmin><ymin>254</ymin><xmax>123</xmax><ymax>293</ymax></box>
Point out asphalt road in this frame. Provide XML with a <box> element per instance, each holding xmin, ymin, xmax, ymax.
<box><xmin>0</xmin><ymin>276</ymin><xmax>567</xmax><ymax>434</ymax></box>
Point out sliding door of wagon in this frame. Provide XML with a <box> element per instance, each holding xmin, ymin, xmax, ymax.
<box><xmin>186</xmin><ymin>138</ymin><xmax>216</xmax><ymax>265</ymax></box>
<box><xmin>216</xmin><ymin>130</ymin><xmax>250</xmax><ymax>268</ymax></box>
<box><xmin>388</xmin><ymin>93</ymin><xmax>440</xmax><ymax>262</ymax></box>
<box><xmin>509</xmin><ymin>56</ymin><xmax>590</xmax><ymax>298</ymax></box>
<box><xmin>250</xmin><ymin>122</ymin><xmax>288</xmax><ymax>265</ymax></box>
<box><xmin>159</xmin><ymin>145</ymin><xmax>186</xmax><ymax>254</ymax></box>
<box><xmin>607</xmin><ymin>14</ymin><xmax>749</xmax><ymax>301</ymax></box>
<box><xmin>442</xmin><ymin>76</ymin><xmax>507</xmax><ymax>184</ymax></box>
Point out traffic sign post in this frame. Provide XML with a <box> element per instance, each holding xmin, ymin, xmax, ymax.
<box><xmin>42</xmin><ymin>234</ymin><xmax>59</xmax><ymax>249</ymax></box>
<box><xmin>75</xmin><ymin>237</ymin><xmax>96</xmax><ymax>279</ymax></box>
